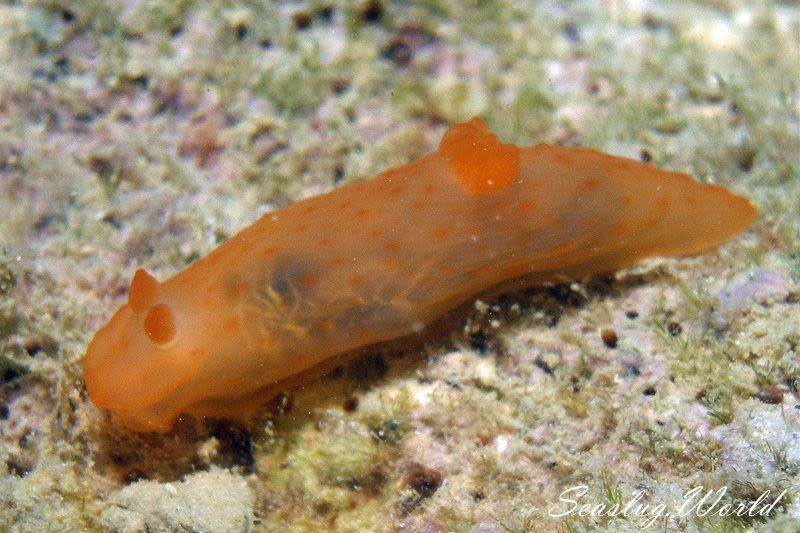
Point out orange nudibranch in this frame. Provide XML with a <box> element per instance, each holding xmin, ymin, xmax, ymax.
<box><xmin>83</xmin><ymin>118</ymin><xmax>755</xmax><ymax>431</ymax></box>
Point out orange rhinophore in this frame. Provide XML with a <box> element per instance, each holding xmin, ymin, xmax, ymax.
<box><xmin>83</xmin><ymin>118</ymin><xmax>756</xmax><ymax>431</ymax></box>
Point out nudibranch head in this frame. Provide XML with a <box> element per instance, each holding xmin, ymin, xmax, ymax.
<box><xmin>83</xmin><ymin>269</ymin><xmax>190</xmax><ymax>413</ymax></box>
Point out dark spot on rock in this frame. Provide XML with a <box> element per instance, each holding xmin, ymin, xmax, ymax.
<box><xmin>600</xmin><ymin>328</ymin><xmax>618</xmax><ymax>348</ymax></box>
<box><xmin>121</xmin><ymin>468</ymin><xmax>146</xmax><ymax>484</ymax></box>
<box><xmin>210</xmin><ymin>422</ymin><xmax>254</xmax><ymax>473</ymax></box>
<box><xmin>626</xmin><ymin>310</ymin><xmax>639</xmax><ymax>319</ymax></box>
<box><xmin>60</xmin><ymin>8</ymin><xmax>75</xmax><ymax>23</ymax></box>
<box><xmin>786</xmin><ymin>291</ymin><xmax>800</xmax><ymax>304</ymax></box>
<box><xmin>382</xmin><ymin>39</ymin><xmax>412</xmax><ymax>66</ymax></box>
<box><xmin>343</xmin><ymin>396</ymin><xmax>359</xmax><ymax>412</ymax></box>
<box><xmin>534</xmin><ymin>357</ymin><xmax>555</xmax><ymax>375</ymax></box>
<box><xmin>624</xmin><ymin>364</ymin><xmax>640</xmax><ymax>377</ymax></box>
<box><xmin>33</xmin><ymin>213</ymin><xmax>61</xmax><ymax>233</ymax></box>
<box><xmin>293</xmin><ymin>11</ymin><xmax>312</xmax><ymax>30</ymax></box>
<box><xmin>360</xmin><ymin>0</ymin><xmax>383</xmax><ymax>23</ymax></box>
<box><xmin>347</xmin><ymin>353</ymin><xmax>388</xmax><ymax>382</ymax></box>
<box><xmin>101</xmin><ymin>211</ymin><xmax>122</xmax><ymax>229</ymax></box>
<box><xmin>0</xmin><ymin>404</ymin><xmax>9</xmax><ymax>419</ymax></box>
<box><xmin>639</xmin><ymin>149</ymin><xmax>652</xmax><ymax>163</ymax></box>
<box><xmin>642</xmin><ymin>386</ymin><xmax>656</xmax><ymax>396</ymax></box>
<box><xmin>562</xmin><ymin>22</ymin><xmax>580</xmax><ymax>43</ymax></box>
<box><xmin>234</xmin><ymin>22</ymin><xmax>248</xmax><ymax>40</ymax></box>
<box><xmin>404</xmin><ymin>462</ymin><xmax>442</xmax><ymax>498</ymax></box>
<box><xmin>22</xmin><ymin>335</ymin><xmax>57</xmax><ymax>357</ymax></box>
<box><xmin>333</xmin><ymin>165</ymin><xmax>345</xmax><ymax>183</ymax></box>
<box><xmin>548</xmin><ymin>283</ymin><xmax>587</xmax><ymax>308</ymax></box>
<box><xmin>6</xmin><ymin>456</ymin><xmax>32</xmax><ymax>477</ymax></box>
<box><xmin>2</xmin><ymin>367</ymin><xmax>21</xmax><ymax>384</ymax></box>
<box><xmin>468</xmin><ymin>330</ymin><xmax>489</xmax><ymax>353</ymax></box>
<box><xmin>266</xmin><ymin>392</ymin><xmax>292</xmax><ymax>417</ymax></box>
<box><xmin>89</xmin><ymin>155</ymin><xmax>114</xmax><ymax>181</ymax></box>
<box><xmin>735</xmin><ymin>144</ymin><xmax>757</xmax><ymax>172</ymax></box>
<box><xmin>361</xmin><ymin>467</ymin><xmax>386</xmax><ymax>496</ymax></box>
<box><xmin>666</xmin><ymin>320</ymin><xmax>682</xmax><ymax>336</ymax></box>
<box><xmin>313</xmin><ymin>500</ymin><xmax>332</xmax><ymax>516</ymax></box>
<box><xmin>755</xmin><ymin>386</ymin><xmax>784</xmax><ymax>405</ymax></box>
<box><xmin>22</xmin><ymin>339</ymin><xmax>41</xmax><ymax>356</ymax></box>
<box><xmin>641</xmin><ymin>13</ymin><xmax>674</xmax><ymax>32</ymax></box>
<box><xmin>473</xmin><ymin>490</ymin><xmax>485</xmax><ymax>501</ymax></box>
<box><xmin>54</xmin><ymin>56</ymin><xmax>70</xmax><ymax>77</ymax></box>
<box><xmin>372</xmin><ymin>418</ymin><xmax>400</xmax><ymax>443</ymax></box>
<box><xmin>695</xmin><ymin>388</ymin><xmax>706</xmax><ymax>400</ymax></box>
<box><xmin>317</xmin><ymin>5</ymin><xmax>334</xmax><ymax>21</ymax></box>
<box><xmin>332</xmin><ymin>77</ymin><xmax>349</xmax><ymax>94</ymax></box>
<box><xmin>129</xmin><ymin>75</ymin><xmax>149</xmax><ymax>90</ymax></box>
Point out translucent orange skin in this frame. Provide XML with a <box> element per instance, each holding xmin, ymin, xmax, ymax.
<box><xmin>83</xmin><ymin>119</ymin><xmax>755</xmax><ymax>431</ymax></box>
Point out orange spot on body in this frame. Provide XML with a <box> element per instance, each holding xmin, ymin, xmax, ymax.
<box><xmin>431</xmin><ymin>226</ymin><xmax>448</xmax><ymax>240</ymax></box>
<box><xmin>547</xmin><ymin>240</ymin><xmax>578</xmax><ymax>256</ymax></box>
<box><xmin>514</xmin><ymin>200</ymin><xmax>535</xmax><ymax>215</ymax></box>
<box><xmin>189</xmin><ymin>347</ymin><xmax>207</xmax><ymax>359</ymax></box>
<box><xmin>223</xmin><ymin>317</ymin><xmax>240</xmax><ymax>333</ymax></box>
<box><xmin>582</xmin><ymin>178</ymin><xmax>599</xmax><ymax>190</ymax></box>
<box><xmin>611</xmin><ymin>221</ymin><xmax>626</xmax><ymax>237</ymax></box>
<box><xmin>552</xmin><ymin>153</ymin><xmax>570</xmax><ymax>165</ymax></box>
<box><xmin>501</xmin><ymin>263</ymin><xmax>526</xmax><ymax>277</ymax></box>
<box><xmin>381</xmin><ymin>258</ymin><xmax>398</xmax><ymax>268</ymax></box>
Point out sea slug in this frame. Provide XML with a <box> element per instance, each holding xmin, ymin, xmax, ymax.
<box><xmin>83</xmin><ymin>118</ymin><xmax>756</xmax><ymax>431</ymax></box>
